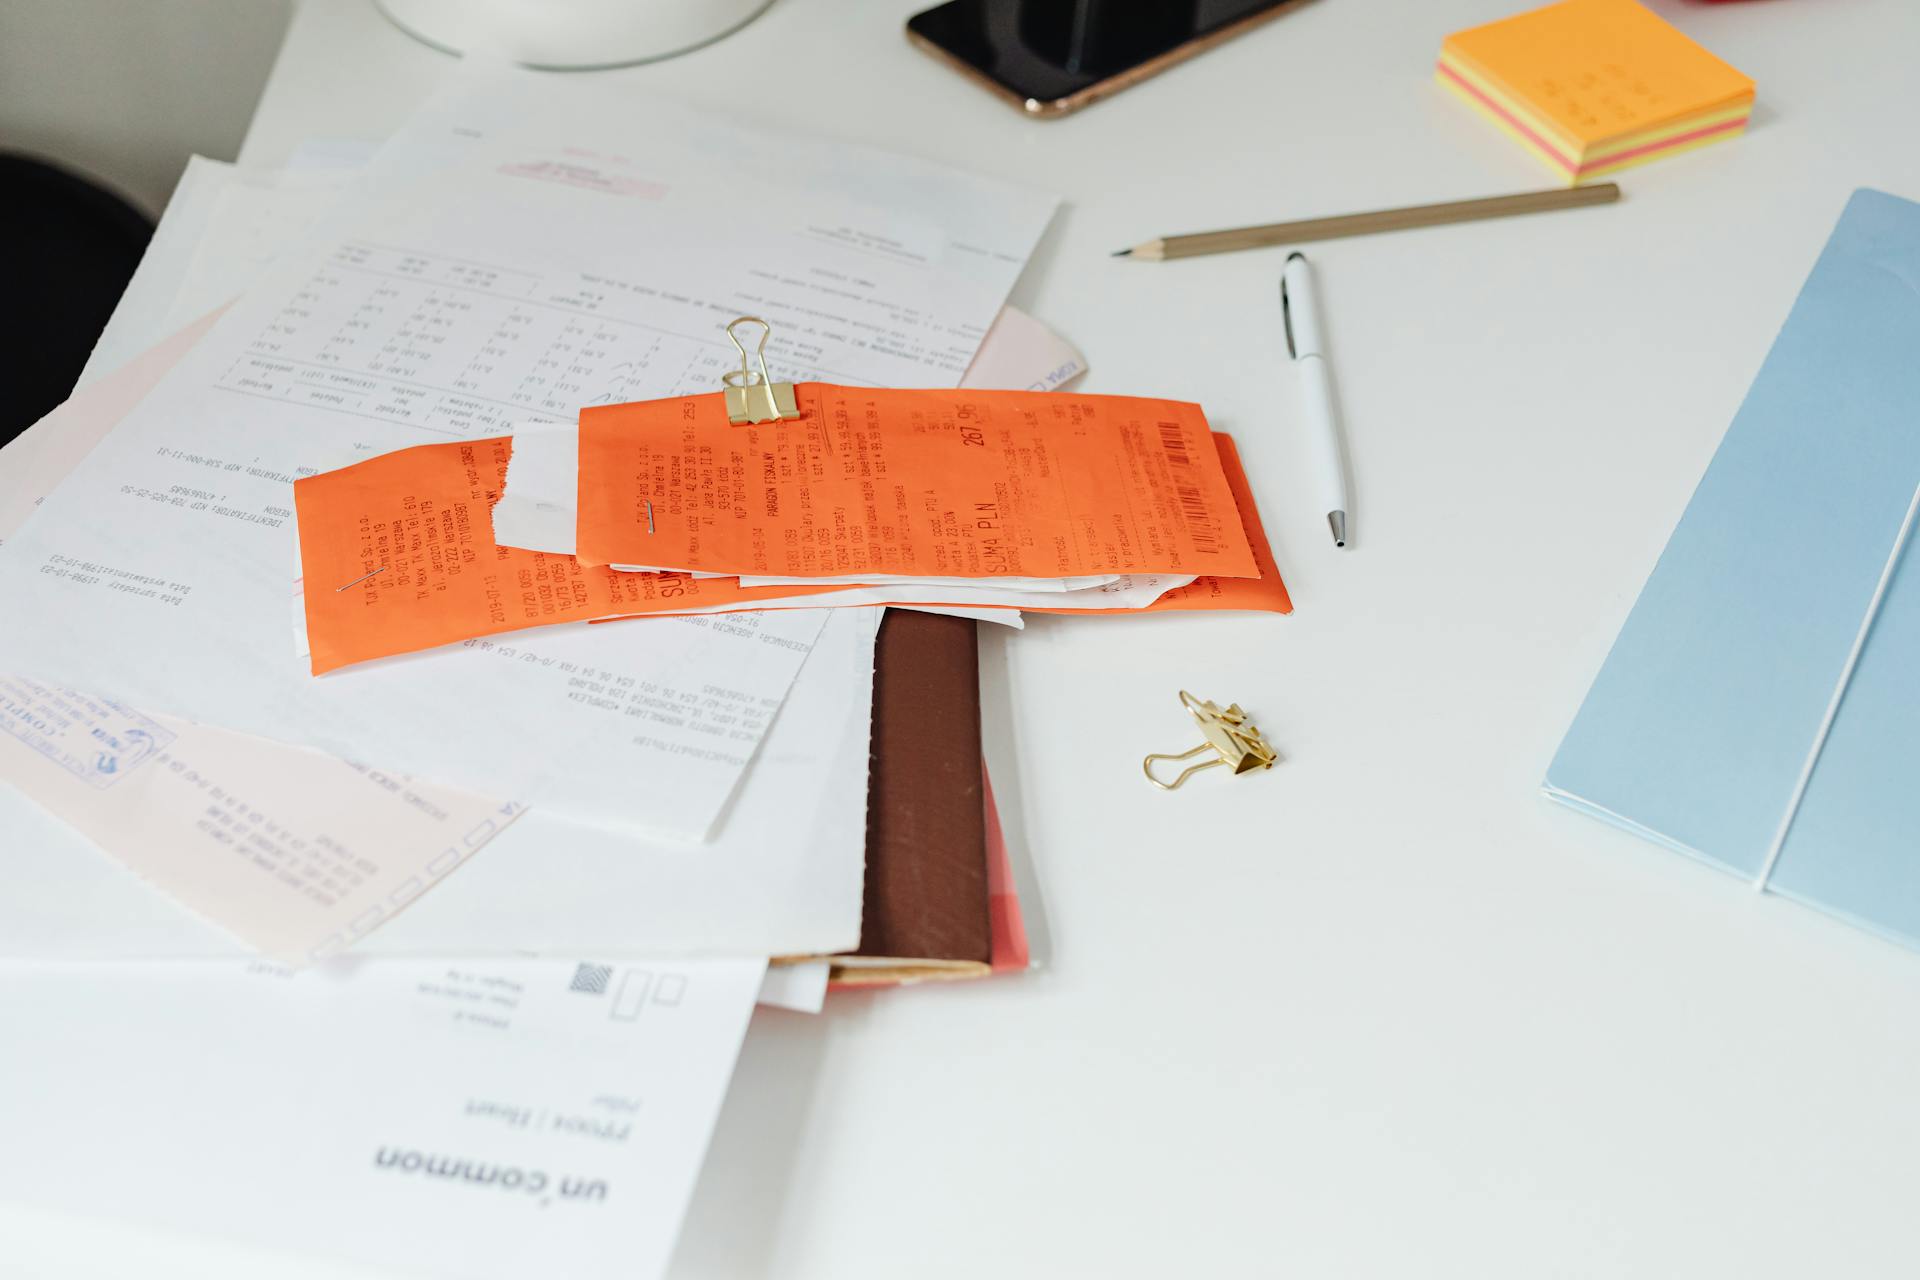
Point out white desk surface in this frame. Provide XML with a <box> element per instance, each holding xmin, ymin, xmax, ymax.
<box><xmin>230</xmin><ymin>0</ymin><xmax>1920</xmax><ymax>1275</ymax></box>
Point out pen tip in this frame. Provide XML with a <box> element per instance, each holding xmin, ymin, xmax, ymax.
<box><xmin>1111</xmin><ymin>247</ymin><xmax>1132</xmax><ymax>257</ymax></box>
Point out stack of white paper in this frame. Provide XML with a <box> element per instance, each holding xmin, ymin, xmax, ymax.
<box><xmin>0</xmin><ymin>63</ymin><xmax>1057</xmax><ymax>918</ymax></box>
<box><xmin>0</xmin><ymin>70</ymin><xmax>1057</xmax><ymax>840</ymax></box>
<box><xmin>0</xmin><ymin>63</ymin><xmax>1065</xmax><ymax>1278</ymax></box>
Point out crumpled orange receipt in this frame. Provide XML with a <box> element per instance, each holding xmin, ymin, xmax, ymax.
<box><xmin>294</xmin><ymin>436</ymin><xmax>837</xmax><ymax>675</ymax></box>
<box><xmin>575</xmin><ymin>385</ymin><xmax>1261</xmax><ymax>580</ymax></box>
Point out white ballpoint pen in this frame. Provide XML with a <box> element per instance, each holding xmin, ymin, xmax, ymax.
<box><xmin>1280</xmin><ymin>251</ymin><xmax>1352</xmax><ymax>548</ymax></box>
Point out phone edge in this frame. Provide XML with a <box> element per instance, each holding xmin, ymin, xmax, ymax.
<box><xmin>904</xmin><ymin>0</ymin><xmax>1317</xmax><ymax>120</ymax></box>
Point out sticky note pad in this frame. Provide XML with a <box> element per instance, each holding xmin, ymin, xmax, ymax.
<box><xmin>1439</xmin><ymin>0</ymin><xmax>1755</xmax><ymax>183</ymax></box>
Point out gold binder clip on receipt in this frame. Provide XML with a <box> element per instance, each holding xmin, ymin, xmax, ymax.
<box><xmin>1143</xmin><ymin>690</ymin><xmax>1278</xmax><ymax>791</ymax></box>
<box><xmin>722</xmin><ymin>315</ymin><xmax>801</xmax><ymax>425</ymax></box>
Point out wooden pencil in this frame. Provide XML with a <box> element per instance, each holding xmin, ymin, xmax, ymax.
<box><xmin>1114</xmin><ymin>183</ymin><xmax>1620</xmax><ymax>261</ymax></box>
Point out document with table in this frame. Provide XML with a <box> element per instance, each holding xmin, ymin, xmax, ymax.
<box><xmin>0</xmin><ymin>69</ymin><xmax>1057</xmax><ymax>840</ymax></box>
<box><xmin>0</xmin><ymin>161</ymin><xmax>1095</xmax><ymax>969</ymax></box>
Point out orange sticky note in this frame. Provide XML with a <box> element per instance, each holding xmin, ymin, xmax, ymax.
<box><xmin>294</xmin><ymin>437</ymin><xmax>840</xmax><ymax>675</ymax></box>
<box><xmin>1027</xmin><ymin>434</ymin><xmax>1292</xmax><ymax>618</ymax></box>
<box><xmin>1438</xmin><ymin>0</ymin><xmax>1754</xmax><ymax>182</ymax></box>
<box><xmin>575</xmin><ymin>385</ymin><xmax>1260</xmax><ymax>581</ymax></box>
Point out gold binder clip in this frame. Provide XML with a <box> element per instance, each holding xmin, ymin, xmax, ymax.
<box><xmin>1143</xmin><ymin>690</ymin><xmax>1278</xmax><ymax>791</ymax></box>
<box><xmin>722</xmin><ymin>316</ymin><xmax>800</xmax><ymax>425</ymax></box>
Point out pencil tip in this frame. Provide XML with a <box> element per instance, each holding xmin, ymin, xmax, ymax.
<box><xmin>1111</xmin><ymin>248</ymin><xmax>1132</xmax><ymax>257</ymax></box>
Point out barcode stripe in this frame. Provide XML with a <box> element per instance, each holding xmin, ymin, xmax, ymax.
<box><xmin>1177</xmin><ymin>484</ymin><xmax>1218</xmax><ymax>552</ymax></box>
<box><xmin>1158</xmin><ymin>421</ymin><xmax>1219</xmax><ymax>554</ymax></box>
<box><xmin>1157</xmin><ymin>420</ymin><xmax>1193</xmax><ymax>469</ymax></box>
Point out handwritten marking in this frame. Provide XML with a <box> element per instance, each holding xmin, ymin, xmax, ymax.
<box><xmin>335</xmin><ymin>565</ymin><xmax>389</xmax><ymax>593</ymax></box>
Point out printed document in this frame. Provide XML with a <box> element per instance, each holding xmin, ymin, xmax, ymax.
<box><xmin>0</xmin><ymin>359</ymin><xmax>523</xmax><ymax>963</ymax></box>
<box><xmin>2</xmin><ymin>607</ymin><xmax>880</xmax><ymax>962</ymax></box>
<box><xmin>0</xmin><ymin>955</ymin><xmax>764</xmax><ymax>1280</ymax></box>
<box><xmin>0</xmin><ymin>70</ymin><xmax>1050</xmax><ymax>834</ymax></box>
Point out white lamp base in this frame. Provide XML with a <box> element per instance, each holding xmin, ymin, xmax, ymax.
<box><xmin>373</xmin><ymin>0</ymin><xmax>777</xmax><ymax>71</ymax></box>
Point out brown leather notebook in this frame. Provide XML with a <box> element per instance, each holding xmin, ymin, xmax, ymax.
<box><xmin>829</xmin><ymin>609</ymin><xmax>992</xmax><ymax>985</ymax></box>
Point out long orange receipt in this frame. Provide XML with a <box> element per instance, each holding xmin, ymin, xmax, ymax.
<box><xmin>1039</xmin><ymin>435</ymin><xmax>1292</xmax><ymax>618</ymax></box>
<box><xmin>294</xmin><ymin>437</ymin><xmax>838</xmax><ymax>675</ymax></box>
<box><xmin>592</xmin><ymin>431</ymin><xmax>1293</xmax><ymax>625</ymax></box>
<box><xmin>575</xmin><ymin>385</ymin><xmax>1261</xmax><ymax>580</ymax></box>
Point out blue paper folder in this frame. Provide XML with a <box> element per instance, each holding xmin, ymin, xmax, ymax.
<box><xmin>1547</xmin><ymin>188</ymin><xmax>1920</xmax><ymax>948</ymax></box>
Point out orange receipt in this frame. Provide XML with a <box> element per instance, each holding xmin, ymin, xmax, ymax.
<box><xmin>575</xmin><ymin>385</ymin><xmax>1261</xmax><ymax>581</ymax></box>
<box><xmin>294</xmin><ymin>437</ymin><xmax>838</xmax><ymax>675</ymax></box>
<box><xmin>1028</xmin><ymin>435</ymin><xmax>1293</xmax><ymax>618</ymax></box>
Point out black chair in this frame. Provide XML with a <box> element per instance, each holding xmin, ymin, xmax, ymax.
<box><xmin>1</xmin><ymin>152</ymin><xmax>155</xmax><ymax>446</ymax></box>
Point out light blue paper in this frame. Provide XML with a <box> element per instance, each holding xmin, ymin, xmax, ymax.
<box><xmin>1547</xmin><ymin>188</ymin><xmax>1920</xmax><ymax>945</ymax></box>
<box><xmin>1767</xmin><ymin>536</ymin><xmax>1920</xmax><ymax>944</ymax></box>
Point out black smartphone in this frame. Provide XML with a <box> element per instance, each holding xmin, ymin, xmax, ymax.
<box><xmin>906</xmin><ymin>0</ymin><xmax>1313</xmax><ymax>118</ymax></box>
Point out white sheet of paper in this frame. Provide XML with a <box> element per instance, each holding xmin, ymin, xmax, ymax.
<box><xmin>674</xmin><ymin>571</ymin><xmax>1177</xmax><ymax>608</ymax></box>
<box><xmin>0</xmin><ymin>1201</ymin><xmax>394</xmax><ymax>1280</ymax></box>
<box><xmin>4</xmin><ymin>325</ymin><xmax>869</xmax><ymax>966</ymax></box>
<box><xmin>729</xmin><ymin>572</ymin><xmax>1119</xmax><ymax>591</ymax></box>
<box><xmin>79</xmin><ymin>159</ymin><xmax>355</xmax><ymax>390</ymax></box>
<box><xmin>893</xmin><ymin>606</ymin><xmax>1023</xmax><ymax>627</ymax></box>
<box><xmin>1</xmin><ymin>606</ymin><xmax>880</xmax><ymax>962</ymax></box>
<box><xmin>334</xmin><ymin>67</ymin><xmax>1059</xmax><ymax>397</ymax></box>
<box><xmin>0</xmin><ymin>955</ymin><xmax>765</xmax><ymax>1280</ymax></box>
<box><xmin>488</xmin><ymin>414</ymin><xmax>587</xmax><ymax>554</ymax></box>
<box><xmin>0</xmin><ymin>338</ymin><xmax>829</xmax><ymax>837</ymax></box>
<box><xmin>0</xmin><ymin>311</ymin><xmax>221</xmax><ymax>551</ymax></box>
<box><xmin>159</xmin><ymin>167</ymin><xmax>349</xmax><ymax>332</ymax></box>
<box><xmin>81</xmin><ymin>140</ymin><xmax>376</xmax><ymax>388</ymax></box>
<box><xmin>0</xmin><ymin>69</ymin><xmax>1050</xmax><ymax>837</ymax></box>
<box><xmin>0</xmin><ymin>341</ymin><xmax>828</xmax><ymax>838</ymax></box>
<box><xmin>756</xmin><ymin>960</ymin><xmax>832</xmax><ymax>1014</ymax></box>
<box><xmin>93</xmin><ymin>154</ymin><xmax>1061</xmax><ymax>629</ymax></box>
<box><xmin>0</xmin><ymin>312</ymin><xmax>866</xmax><ymax>962</ymax></box>
<box><xmin>76</xmin><ymin>156</ymin><xmax>238</xmax><ymax>390</ymax></box>
<box><xmin>0</xmin><ymin>337</ymin><xmax>532</xmax><ymax>963</ymax></box>
<box><xmin>12</xmin><ymin>312</ymin><xmax>832</xmax><ymax>837</ymax></box>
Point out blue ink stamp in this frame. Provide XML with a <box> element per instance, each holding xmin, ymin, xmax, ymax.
<box><xmin>0</xmin><ymin>677</ymin><xmax>175</xmax><ymax>789</ymax></box>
